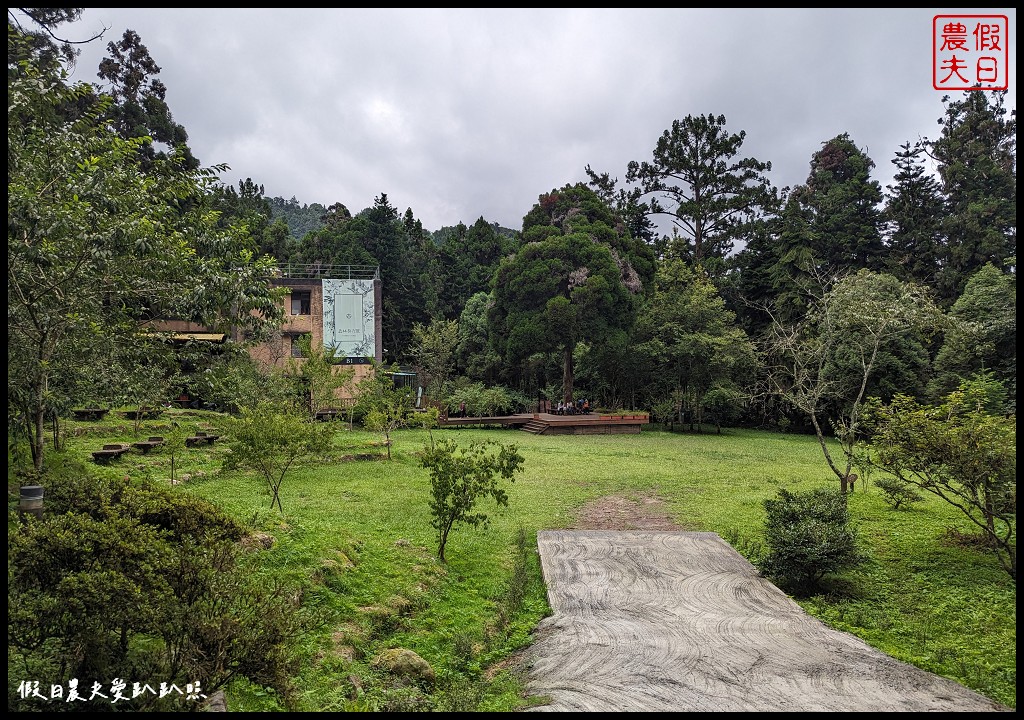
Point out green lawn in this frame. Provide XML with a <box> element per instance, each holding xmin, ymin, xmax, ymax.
<box><xmin>48</xmin><ymin>410</ymin><xmax>1017</xmax><ymax>710</ymax></box>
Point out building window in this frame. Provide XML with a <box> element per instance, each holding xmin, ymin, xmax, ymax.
<box><xmin>290</xmin><ymin>291</ymin><xmax>311</xmax><ymax>315</ymax></box>
<box><xmin>289</xmin><ymin>333</ymin><xmax>310</xmax><ymax>358</ymax></box>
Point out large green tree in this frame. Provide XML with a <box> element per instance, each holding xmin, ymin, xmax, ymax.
<box><xmin>864</xmin><ymin>381</ymin><xmax>1016</xmax><ymax>580</ymax></box>
<box><xmin>723</xmin><ymin>196</ymin><xmax>784</xmax><ymax>338</ymax></box>
<box><xmin>633</xmin><ymin>260</ymin><xmax>758</xmax><ymax>429</ymax></box>
<box><xmin>289</xmin><ymin>201</ymin><xmax>374</xmax><ymax>269</ymax></box>
<box><xmin>802</xmin><ymin>133</ymin><xmax>885</xmax><ymax>273</ymax></box>
<box><xmin>364</xmin><ymin>197</ymin><xmax>431</xmax><ymax>361</ymax></box>
<box><xmin>455</xmin><ymin>291</ymin><xmax>502</xmax><ymax>385</ymax></box>
<box><xmin>428</xmin><ymin>217</ymin><xmax>517</xmax><ymax>321</ymax></box>
<box><xmin>489</xmin><ymin>183</ymin><xmax>653</xmax><ymax>402</ymax></box>
<box><xmin>927</xmin><ymin>90</ymin><xmax>1016</xmax><ymax>304</ymax></box>
<box><xmin>739</xmin><ymin>134</ymin><xmax>885</xmax><ymax>337</ymax></box>
<box><xmin>625</xmin><ymin>113</ymin><xmax>776</xmax><ymax>272</ymax></box>
<box><xmin>95</xmin><ymin>28</ymin><xmax>199</xmax><ymax>170</ymax></box>
<box><xmin>410</xmin><ymin>317</ymin><xmax>460</xmax><ymax>401</ymax></box>
<box><xmin>760</xmin><ymin>270</ymin><xmax>944</xmax><ymax>492</ymax></box>
<box><xmin>882</xmin><ymin>141</ymin><xmax>947</xmax><ymax>286</ymax></box>
<box><xmin>8</xmin><ymin>39</ymin><xmax>281</xmax><ymax>471</ymax></box>
<box><xmin>766</xmin><ymin>188</ymin><xmax>820</xmax><ymax>323</ymax></box>
<box><xmin>927</xmin><ymin>263</ymin><xmax>1016</xmax><ymax>407</ymax></box>
<box><xmin>209</xmin><ymin>177</ymin><xmax>291</xmax><ymax>261</ymax></box>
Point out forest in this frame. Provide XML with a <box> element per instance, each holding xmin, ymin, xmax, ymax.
<box><xmin>10</xmin><ymin>11</ymin><xmax>1016</xmax><ymax>438</ymax></box>
<box><xmin>7</xmin><ymin>8</ymin><xmax>1016</xmax><ymax>713</ymax></box>
<box><xmin>259</xmin><ymin>98</ymin><xmax>1015</xmax><ymax>440</ymax></box>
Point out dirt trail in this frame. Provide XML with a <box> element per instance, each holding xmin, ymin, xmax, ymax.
<box><xmin>519</xmin><ymin>495</ymin><xmax>1010</xmax><ymax>712</ymax></box>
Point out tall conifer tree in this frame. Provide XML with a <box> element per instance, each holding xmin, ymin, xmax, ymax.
<box><xmin>882</xmin><ymin>141</ymin><xmax>946</xmax><ymax>287</ymax></box>
<box><xmin>802</xmin><ymin>133</ymin><xmax>884</xmax><ymax>273</ymax></box>
<box><xmin>625</xmin><ymin>114</ymin><xmax>775</xmax><ymax>275</ymax></box>
<box><xmin>927</xmin><ymin>90</ymin><xmax>1016</xmax><ymax>304</ymax></box>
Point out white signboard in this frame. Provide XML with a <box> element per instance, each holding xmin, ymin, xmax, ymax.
<box><xmin>322</xmin><ymin>278</ymin><xmax>376</xmax><ymax>358</ymax></box>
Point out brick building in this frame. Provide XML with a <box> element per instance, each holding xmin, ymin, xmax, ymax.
<box><xmin>250</xmin><ymin>264</ymin><xmax>383</xmax><ymax>393</ymax></box>
<box><xmin>154</xmin><ymin>263</ymin><xmax>383</xmax><ymax>405</ymax></box>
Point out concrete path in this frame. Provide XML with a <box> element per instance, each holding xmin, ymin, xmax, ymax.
<box><xmin>522</xmin><ymin>530</ymin><xmax>1010</xmax><ymax>712</ymax></box>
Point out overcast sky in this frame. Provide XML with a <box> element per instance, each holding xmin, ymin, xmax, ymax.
<box><xmin>50</xmin><ymin>8</ymin><xmax>1018</xmax><ymax>234</ymax></box>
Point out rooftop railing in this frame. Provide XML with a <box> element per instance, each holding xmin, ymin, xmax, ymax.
<box><xmin>277</xmin><ymin>263</ymin><xmax>380</xmax><ymax>280</ymax></box>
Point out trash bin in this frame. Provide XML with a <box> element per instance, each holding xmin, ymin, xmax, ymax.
<box><xmin>19</xmin><ymin>485</ymin><xmax>43</xmax><ymax>520</ymax></box>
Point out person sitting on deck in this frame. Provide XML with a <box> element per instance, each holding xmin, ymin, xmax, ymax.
<box><xmin>582</xmin><ymin>398</ymin><xmax>590</xmax><ymax>414</ymax></box>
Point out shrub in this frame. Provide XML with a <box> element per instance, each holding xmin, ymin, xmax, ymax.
<box><xmin>224</xmin><ymin>404</ymin><xmax>334</xmax><ymax>509</ymax></box>
<box><xmin>200</xmin><ymin>352</ymin><xmax>294</xmax><ymax>414</ymax></box>
<box><xmin>444</xmin><ymin>381</ymin><xmax>529</xmax><ymax>417</ymax></box>
<box><xmin>8</xmin><ymin>465</ymin><xmax>310</xmax><ymax>711</ymax></box>
<box><xmin>758</xmin><ymin>487</ymin><xmax>865</xmax><ymax>596</ymax></box>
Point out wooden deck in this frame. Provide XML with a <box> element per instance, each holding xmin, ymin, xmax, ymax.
<box><xmin>437</xmin><ymin>412</ymin><xmax>532</xmax><ymax>428</ymax></box>
<box><xmin>438</xmin><ymin>412</ymin><xmax>648</xmax><ymax>435</ymax></box>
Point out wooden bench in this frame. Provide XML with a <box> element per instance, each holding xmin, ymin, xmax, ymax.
<box><xmin>92</xmin><ymin>443</ymin><xmax>131</xmax><ymax>463</ymax></box>
<box><xmin>132</xmin><ymin>436</ymin><xmax>165</xmax><ymax>453</ymax></box>
<box><xmin>73</xmin><ymin>408</ymin><xmax>109</xmax><ymax>421</ymax></box>
<box><xmin>185</xmin><ymin>431</ymin><xmax>220</xmax><ymax>447</ymax></box>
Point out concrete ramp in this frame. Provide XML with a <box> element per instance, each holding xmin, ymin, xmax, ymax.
<box><xmin>523</xmin><ymin>530</ymin><xmax>1009</xmax><ymax>712</ymax></box>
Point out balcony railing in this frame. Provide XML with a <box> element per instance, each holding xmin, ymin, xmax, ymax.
<box><xmin>277</xmin><ymin>263</ymin><xmax>380</xmax><ymax>280</ymax></box>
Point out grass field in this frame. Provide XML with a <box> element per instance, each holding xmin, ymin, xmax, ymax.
<box><xmin>45</xmin><ymin>409</ymin><xmax>1017</xmax><ymax>710</ymax></box>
